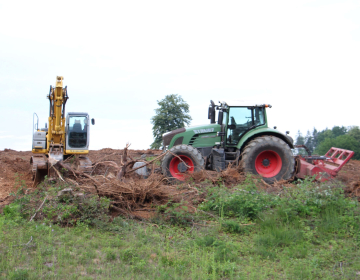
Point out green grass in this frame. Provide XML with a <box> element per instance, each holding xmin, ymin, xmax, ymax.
<box><xmin>1</xmin><ymin>176</ymin><xmax>360</xmax><ymax>279</ymax></box>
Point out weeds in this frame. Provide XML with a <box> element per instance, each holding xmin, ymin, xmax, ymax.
<box><xmin>1</xmin><ymin>177</ymin><xmax>360</xmax><ymax>279</ymax></box>
<box><xmin>9</xmin><ymin>180</ymin><xmax>111</xmax><ymax>228</ymax></box>
<box><xmin>200</xmin><ymin>175</ymin><xmax>278</xmax><ymax>220</ymax></box>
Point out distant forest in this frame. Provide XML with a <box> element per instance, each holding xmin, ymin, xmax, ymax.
<box><xmin>295</xmin><ymin>126</ymin><xmax>360</xmax><ymax>160</ymax></box>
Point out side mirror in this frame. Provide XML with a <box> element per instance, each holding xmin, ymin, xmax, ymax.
<box><xmin>218</xmin><ymin>111</ymin><xmax>223</xmax><ymax>125</ymax></box>
<box><xmin>91</xmin><ymin>118</ymin><xmax>95</xmax><ymax>125</ymax></box>
<box><xmin>208</xmin><ymin>100</ymin><xmax>216</xmax><ymax>124</ymax></box>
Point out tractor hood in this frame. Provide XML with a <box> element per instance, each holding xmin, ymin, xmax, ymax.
<box><xmin>163</xmin><ymin>124</ymin><xmax>221</xmax><ymax>147</ymax></box>
<box><xmin>162</xmin><ymin>128</ymin><xmax>186</xmax><ymax>146</ymax></box>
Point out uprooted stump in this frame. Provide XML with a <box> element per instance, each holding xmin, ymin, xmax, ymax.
<box><xmin>52</xmin><ymin>159</ymin><xmax>171</xmax><ymax>210</ymax></box>
<box><xmin>80</xmin><ymin>174</ymin><xmax>171</xmax><ymax>210</ymax></box>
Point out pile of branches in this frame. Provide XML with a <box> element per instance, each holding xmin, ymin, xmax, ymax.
<box><xmin>51</xmin><ymin>144</ymin><xmax>171</xmax><ymax>214</ymax></box>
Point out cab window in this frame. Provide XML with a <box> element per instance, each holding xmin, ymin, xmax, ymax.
<box><xmin>68</xmin><ymin>116</ymin><xmax>87</xmax><ymax>148</ymax></box>
<box><xmin>226</xmin><ymin>107</ymin><xmax>265</xmax><ymax>145</ymax></box>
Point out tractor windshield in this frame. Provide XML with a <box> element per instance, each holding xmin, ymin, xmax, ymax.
<box><xmin>68</xmin><ymin>116</ymin><xmax>88</xmax><ymax>148</ymax></box>
<box><xmin>226</xmin><ymin>107</ymin><xmax>265</xmax><ymax>145</ymax></box>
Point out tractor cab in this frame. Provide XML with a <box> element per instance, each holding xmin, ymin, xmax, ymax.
<box><xmin>208</xmin><ymin>100</ymin><xmax>270</xmax><ymax>148</ymax></box>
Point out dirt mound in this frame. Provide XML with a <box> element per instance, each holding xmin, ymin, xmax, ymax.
<box><xmin>0</xmin><ymin>149</ymin><xmax>33</xmax><ymax>201</ymax></box>
<box><xmin>0</xmin><ymin>148</ymin><xmax>161</xmax><ymax>204</ymax></box>
<box><xmin>338</xmin><ymin>159</ymin><xmax>360</xmax><ymax>201</ymax></box>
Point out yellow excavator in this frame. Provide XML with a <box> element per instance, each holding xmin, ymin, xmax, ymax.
<box><xmin>31</xmin><ymin>76</ymin><xmax>95</xmax><ymax>185</ymax></box>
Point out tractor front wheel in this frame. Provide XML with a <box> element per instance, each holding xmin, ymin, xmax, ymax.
<box><xmin>162</xmin><ymin>145</ymin><xmax>204</xmax><ymax>182</ymax></box>
<box><xmin>241</xmin><ymin>136</ymin><xmax>294</xmax><ymax>183</ymax></box>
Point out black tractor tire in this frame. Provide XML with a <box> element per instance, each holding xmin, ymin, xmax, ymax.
<box><xmin>162</xmin><ymin>144</ymin><xmax>204</xmax><ymax>182</ymax></box>
<box><xmin>241</xmin><ymin>136</ymin><xmax>295</xmax><ymax>183</ymax></box>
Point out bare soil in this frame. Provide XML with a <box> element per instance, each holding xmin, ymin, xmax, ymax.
<box><xmin>1</xmin><ymin>148</ymin><xmax>360</xmax><ymax>216</ymax></box>
<box><xmin>337</xmin><ymin>159</ymin><xmax>360</xmax><ymax>201</ymax></box>
<box><xmin>0</xmin><ymin>148</ymin><xmax>161</xmax><ymax>204</ymax></box>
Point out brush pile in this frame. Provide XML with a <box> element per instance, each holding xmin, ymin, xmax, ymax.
<box><xmin>44</xmin><ymin>144</ymin><xmax>258</xmax><ymax>219</ymax></box>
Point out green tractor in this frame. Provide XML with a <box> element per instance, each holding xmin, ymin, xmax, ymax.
<box><xmin>161</xmin><ymin>100</ymin><xmax>295</xmax><ymax>183</ymax></box>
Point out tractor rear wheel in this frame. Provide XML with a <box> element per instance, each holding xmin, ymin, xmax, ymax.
<box><xmin>241</xmin><ymin>136</ymin><xmax>294</xmax><ymax>183</ymax></box>
<box><xmin>162</xmin><ymin>145</ymin><xmax>204</xmax><ymax>182</ymax></box>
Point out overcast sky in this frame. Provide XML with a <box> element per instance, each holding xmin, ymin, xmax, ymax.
<box><xmin>0</xmin><ymin>0</ymin><xmax>359</xmax><ymax>151</ymax></box>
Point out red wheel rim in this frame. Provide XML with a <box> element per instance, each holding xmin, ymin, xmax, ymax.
<box><xmin>255</xmin><ymin>150</ymin><xmax>282</xmax><ymax>178</ymax></box>
<box><xmin>169</xmin><ymin>155</ymin><xmax>194</xmax><ymax>181</ymax></box>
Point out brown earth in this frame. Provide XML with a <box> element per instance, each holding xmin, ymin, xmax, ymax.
<box><xmin>1</xmin><ymin>148</ymin><xmax>360</xmax><ymax>216</ymax></box>
<box><xmin>0</xmin><ymin>148</ymin><xmax>161</xmax><ymax>204</ymax></box>
<box><xmin>337</xmin><ymin>159</ymin><xmax>360</xmax><ymax>201</ymax></box>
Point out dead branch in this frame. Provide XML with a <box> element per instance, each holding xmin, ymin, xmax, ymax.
<box><xmin>56</xmin><ymin>161</ymin><xmax>101</xmax><ymax>196</ymax></box>
<box><xmin>169</xmin><ymin>151</ymin><xmax>191</xmax><ymax>168</ymax></box>
<box><xmin>63</xmin><ymin>155</ymin><xmax>75</xmax><ymax>163</ymax></box>
<box><xmin>65</xmin><ymin>178</ymin><xmax>79</xmax><ymax>186</ymax></box>
<box><xmin>127</xmin><ymin>151</ymin><xmax>169</xmax><ymax>174</ymax></box>
<box><xmin>91</xmin><ymin>160</ymin><xmax>120</xmax><ymax>175</ymax></box>
<box><xmin>197</xmin><ymin>209</ymin><xmax>218</xmax><ymax>219</ymax></box>
<box><xmin>261</xmin><ymin>179</ymin><xmax>272</xmax><ymax>188</ymax></box>
<box><xmin>14</xmin><ymin>236</ymin><xmax>34</xmax><ymax>247</ymax></box>
<box><xmin>110</xmin><ymin>205</ymin><xmax>144</xmax><ymax>220</ymax></box>
<box><xmin>51</xmin><ymin>165</ymin><xmax>65</xmax><ymax>182</ymax></box>
<box><xmin>117</xmin><ymin>143</ymin><xmax>131</xmax><ymax>180</ymax></box>
<box><xmin>92</xmin><ymin>151</ymin><xmax>118</xmax><ymax>165</ymax></box>
<box><xmin>30</xmin><ymin>195</ymin><xmax>48</xmax><ymax>222</ymax></box>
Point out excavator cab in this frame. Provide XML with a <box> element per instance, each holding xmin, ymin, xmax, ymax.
<box><xmin>66</xmin><ymin>113</ymin><xmax>91</xmax><ymax>151</ymax></box>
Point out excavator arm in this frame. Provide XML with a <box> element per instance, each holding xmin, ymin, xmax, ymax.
<box><xmin>47</xmin><ymin>76</ymin><xmax>68</xmax><ymax>154</ymax></box>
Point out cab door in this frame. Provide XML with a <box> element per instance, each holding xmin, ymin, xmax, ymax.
<box><xmin>65</xmin><ymin>114</ymin><xmax>90</xmax><ymax>151</ymax></box>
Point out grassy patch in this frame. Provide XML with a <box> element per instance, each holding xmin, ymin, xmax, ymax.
<box><xmin>1</xmin><ymin>177</ymin><xmax>360</xmax><ymax>279</ymax></box>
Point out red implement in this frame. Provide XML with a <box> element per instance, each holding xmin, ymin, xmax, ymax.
<box><xmin>296</xmin><ymin>147</ymin><xmax>355</xmax><ymax>181</ymax></box>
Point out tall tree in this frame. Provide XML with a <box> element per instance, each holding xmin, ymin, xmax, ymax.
<box><xmin>295</xmin><ymin>130</ymin><xmax>306</xmax><ymax>155</ymax></box>
<box><xmin>150</xmin><ymin>94</ymin><xmax>192</xmax><ymax>149</ymax></box>
<box><xmin>312</xmin><ymin>128</ymin><xmax>319</xmax><ymax>148</ymax></box>
<box><xmin>295</xmin><ymin>130</ymin><xmax>305</xmax><ymax>145</ymax></box>
<box><xmin>331</xmin><ymin>126</ymin><xmax>347</xmax><ymax>138</ymax></box>
<box><xmin>348</xmin><ymin>126</ymin><xmax>360</xmax><ymax>142</ymax></box>
<box><xmin>304</xmin><ymin>130</ymin><xmax>314</xmax><ymax>153</ymax></box>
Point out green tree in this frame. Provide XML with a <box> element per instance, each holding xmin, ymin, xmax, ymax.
<box><xmin>295</xmin><ymin>130</ymin><xmax>305</xmax><ymax>145</ymax></box>
<box><xmin>304</xmin><ymin>130</ymin><xmax>314</xmax><ymax>153</ymax></box>
<box><xmin>150</xmin><ymin>94</ymin><xmax>192</xmax><ymax>149</ymax></box>
<box><xmin>348</xmin><ymin>126</ymin><xmax>360</xmax><ymax>142</ymax></box>
<box><xmin>332</xmin><ymin>126</ymin><xmax>347</xmax><ymax>138</ymax></box>
<box><xmin>316</xmin><ymin>128</ymin><xmax>332</xmax><ymax>145</ymax></box>
<box><xmin>312</xmin><ymin>128</ymin><xmax>319</xmax><ymax>148</ymax></box>
<box><xmin>316</xmin><ymin>134</ymin><xmax>360</xmax><ymax>160</ymax></box>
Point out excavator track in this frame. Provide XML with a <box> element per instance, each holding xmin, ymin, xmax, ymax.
<box><xmin>77</xmin><ymin>156</ymin><xmax>92</xmax><ymax>173</ymax></box>
<box><xmin>30</xmin><ymin>155</ymin><xmax>48</xmax><ymax>187</ymax></box>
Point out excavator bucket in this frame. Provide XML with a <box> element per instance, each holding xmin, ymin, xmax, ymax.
<box><xmin>30</xmin><ymin>155</ymin><xmax>49</xmax><ymax>187</ymax></box>
<box><xmin>295</xmin><ymin>147</ymin><xmax>355</xmax><ymax>182</ymax></box>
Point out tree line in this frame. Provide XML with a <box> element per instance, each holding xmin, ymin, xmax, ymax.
<box><xmin>295</xmin><ymin>126</ymin><xmax>360</xmax><ymax>160</ymax></box>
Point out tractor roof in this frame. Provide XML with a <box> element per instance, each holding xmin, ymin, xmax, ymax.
<box><xmin>222</xmin><ymin>100</ymin><xmax>268</xmax><ymax>107</ymax></box>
